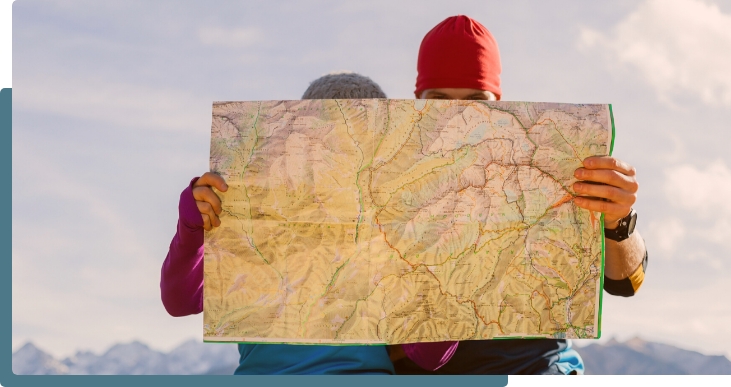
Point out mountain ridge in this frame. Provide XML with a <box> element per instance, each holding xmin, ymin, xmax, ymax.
<box><xmin>575</xmin><ymin>337</ymin><xmax>731</xmax><ymax>375</ymax></box>
<box><xmin>13</xmin><ymin>338</ymin><xmax>240</xmax><ymax>375</ymax></box>
<box><xmin>12</xmin><ymin>337</ymin><xmax>731</xmax><ymax>375</ymax></box>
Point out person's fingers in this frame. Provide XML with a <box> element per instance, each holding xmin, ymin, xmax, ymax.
<box><xmin>193</xmin><ymin>172</ymin><xmax>228</xmax><ymax>192</ymax></box>
<box><xmin>573</xmin><ymin>168</ymin><xmax>639</xmax><ymax>194</ymax></box>
<box><xmin>574</xmin><ymin>196</ymin><xmax>631</xmax><ymax>223</ymax></box>
<box><xmin>581</xmin><ymin>156</ymin><xmax>636</xmax><ymax>176</ymax></box>
<box><xmin>200</xmin><ymin>212</ymin><xmax>212</xmax><ymax>231</ymax></box>
<box><xmin>192</xmin><ymin>186</ymin><xmax>223</xmax><ymax>215</ymax></box>
<box><xmin>573</xmin><ymin>181</ymin><xmax>637</xmax><ymax>206</ymax></box>
<box><xmin>197</xmin><ymin>200</ymin><xmax>221</xmax><ymax>228</ymax></box>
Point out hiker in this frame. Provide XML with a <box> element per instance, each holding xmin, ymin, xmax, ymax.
<box><xmin>393</xmin><ymin>15</ymin><xmax>648</xmax><ymax>375</ymax></box>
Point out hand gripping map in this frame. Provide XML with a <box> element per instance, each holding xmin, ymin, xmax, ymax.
<box><xmin>203</xmin><ymin>99</ymin><xmax>613</xmax><ymax>345</ymax></box>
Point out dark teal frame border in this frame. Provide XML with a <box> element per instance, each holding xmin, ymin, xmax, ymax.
<box><xmin>1</xmin><ymin>87</ymin><xmax>507</xmax><ymax>385</ymax></box>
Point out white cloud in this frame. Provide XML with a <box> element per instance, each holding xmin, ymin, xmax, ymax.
<box><xmin>12</xmin><ymin>137</ymin><xmax>143</xmax><ymax>254</ymax></box>
<box><xmin>643</xmin><ymin>216</ymin><xmax>727</xmax><ymax>267</ymax></box>
<box><xmin>660</xmin><ymin>160</ymin><xmax>731</xmax><ymax>258</ymax></box>
<box><xmin>702</xmin><ymin>218</ymin><xmax>731</xmax><ymax>247</ymax></box>
<box><xmin>579</xmin><ymin>0</ymin><xmax>731</xmax><ymax>107</ymax></box>
<box><xmin>664</xmin><ymin>159</ymin><xmax>731</xmax><ymax>217</ymax></box>
<box><xmin>197</xmin><ymin>26</ymin><xmax>263</xmax><ymax>48</ymax></box>
<box><xmin>646</xmin><ymin>217</ymin><xmax>685</xmax><ymax>254</ymax></box>
<box><xmin>13</xmin><ymin>74</ymin><xmax>211</xmax><ymax>132</ymax></box>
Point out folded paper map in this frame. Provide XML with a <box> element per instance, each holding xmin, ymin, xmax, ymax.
<box><xmin>203</xmin><ymin>99</ymin><xmax>612</xmax><ymax>344</ymax></box>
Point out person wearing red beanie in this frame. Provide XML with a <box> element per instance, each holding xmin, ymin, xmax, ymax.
<box><xmin>414</xmin><ymin>15</ymin><xmax>502</xmax><ymax>100</ymax></box>
<box><xmin>394</xmin><ymin>15</ymin><xmax>648</xmax><ymax>375</ymax></box>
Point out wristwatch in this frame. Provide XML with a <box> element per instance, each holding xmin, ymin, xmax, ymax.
<box><xmin>604</xmin><ymin>208</ymin><xmax>637</xmax><ymax>242</ymax></box>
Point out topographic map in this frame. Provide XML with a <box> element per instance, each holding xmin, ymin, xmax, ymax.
<box><xmin>203</xmin><ymin>99</ymin><xmax>613</xmax><ymax>344</ymax></box>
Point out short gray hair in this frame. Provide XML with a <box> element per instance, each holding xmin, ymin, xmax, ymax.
<box><xmin>302</xmin><ymin>71</ymin><xmax>387</xmax><ymax>99</ymax></box>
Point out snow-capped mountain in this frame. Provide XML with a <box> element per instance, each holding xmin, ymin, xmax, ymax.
<box><xmin>12</xmin><ymin>342</ymin><xmax>69</xmax><ymax>375</ymax></box>
<box><xmin>13</xmin><ymin>339</ymin><xmax>240</xmax><ymax>375</ymax></box>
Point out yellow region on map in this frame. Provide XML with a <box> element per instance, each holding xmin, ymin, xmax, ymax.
<box><xmin>203</xmin><ymin>99</ymin><xmax>611</xmax><ymax>344</ymax></box>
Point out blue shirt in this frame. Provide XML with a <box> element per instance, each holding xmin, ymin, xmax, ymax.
<box><xmin>234</xmin><ymin>344</ymin><xmax>395</xmax><ymax>375</ymax></box>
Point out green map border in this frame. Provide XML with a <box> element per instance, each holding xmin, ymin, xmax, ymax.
<box><xmin>596</xmin><ymin>103</ymin><xmax>616</xmax><ymax>338</ymax></box>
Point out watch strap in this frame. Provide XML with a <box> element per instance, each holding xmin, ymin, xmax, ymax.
<box><xmin>604</xmin><ymin>209</ymin><xmax>636</xmax><ymax>242</ymax></box>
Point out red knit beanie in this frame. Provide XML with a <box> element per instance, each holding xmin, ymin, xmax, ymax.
<box><xmin>414</xmin><ymin>15</ymin><xmax>502</xmax><ymax>99</ymax></box>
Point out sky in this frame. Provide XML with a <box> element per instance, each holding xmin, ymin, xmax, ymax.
<box><xmin>6</xmin><ymin>0</ymin><xmax>731</xmax><ymax>361</ymax></box>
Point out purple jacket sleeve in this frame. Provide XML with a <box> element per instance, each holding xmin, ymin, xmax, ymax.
<box><xmin>402</xmin><ymin>341</ymin><xmax>459</xmax><ymax>371</ymax></box>
<box><xmin>160</xmin><ymin>178</ymin><xmax>205</xmax><ymax>317</ymax></box>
